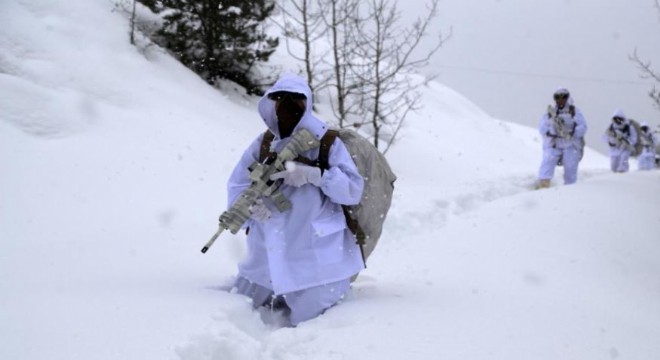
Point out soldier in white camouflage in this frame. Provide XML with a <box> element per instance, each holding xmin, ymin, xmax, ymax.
<box><xmin>637</xmin><ymin>121</ymin><xmax>658</xmax><ymax>171</ymax></box>
<box><xmin>603</xmin><ymin>109</ymin><xmax>637</xmax><ymax>173</ymax></box>
<box><xmin>537</xmin><ymin>88</ymin><xmax>588</xmax><ymax>188</ymax></box>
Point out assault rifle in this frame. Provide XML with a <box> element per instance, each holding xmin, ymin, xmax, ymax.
<box><xmin>607</xmin><ymin>126</ymin><xmax>629</xmax><ymax>148</ymax></box>
<box><xmin>547</xmin><ymin>105</ymin><xmax>574</xmax><ymax>140</ymax></box>
<box><xmin>200</xmin><ymin>128</ymin><xmax>321</xmax><ymax>254</ymax></box>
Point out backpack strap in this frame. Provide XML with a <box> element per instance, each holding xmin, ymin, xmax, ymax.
<box><xmin>259</xmin><ymin>130</ymin><xmax>276</xmax><ymax>162</ymax></box>
<box><xmin>318</xmin><ymin>129</ymin><xmax>339</xmax><ymax>170</ymax></box>
<box><xmin>318</xmin><ymin>130</ymin><xmax>367</xmax><ymax>265</ymax></box>
<box><xmin>568</xmin><ymin>105</ymin><xmax>576</xmax><ymax>118</ymax></box>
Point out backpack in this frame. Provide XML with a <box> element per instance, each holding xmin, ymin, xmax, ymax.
<box><xmin>260</xmin><ymin>128</ymin><xmax>396</xmax><ymax>266</ymax></box>
<box><xmin>627</xmin><ymin>119</ymin><xmax>643</xmax><ymax>157</ymax></box>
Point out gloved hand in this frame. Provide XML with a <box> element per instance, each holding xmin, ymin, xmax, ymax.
<box><xmin>248</xmin><ymin>199</ymin><xmax>271</xmax><ymax>223</ymax></box>
<box><xmin>270</xmin><ymin>161</ymin><xmax>322</xmax><ymax>187</ymax></box>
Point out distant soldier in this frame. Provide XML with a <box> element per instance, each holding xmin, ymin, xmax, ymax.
<box><xmin>537</xmin><ymin>88</ymin><xmax>587</xmax><ymax>188</ymax></box>
<box><xmin>603</xmin><ymin>110</ymin><xmax>637</xmax><ymax>173</ymax></box>
<box><xmin>637</xmin><ymin>121</ymin><xmax>658</xmax><ymax>170</ymax></box>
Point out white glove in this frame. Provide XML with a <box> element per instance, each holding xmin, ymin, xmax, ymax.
<box><xmin>248</xmin><ymin>199</ymin><xmax>271</xmax><ymax>223</ymax></box>
<box><xmin>270</xmin><ymin>161</ymin><xmax>322</xmax><ymax>187</ymax></box>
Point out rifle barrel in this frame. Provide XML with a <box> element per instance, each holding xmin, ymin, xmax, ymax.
<box><xmin>201</xmin><ymin>226</ymin><xmax>224</xmax><ymax>253</ymax></box>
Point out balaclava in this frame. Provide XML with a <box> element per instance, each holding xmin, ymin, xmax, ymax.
<box><xmin>276</xmin><ymin>94</ymin><xmax>306</xmax><ymax>138</ymax></box>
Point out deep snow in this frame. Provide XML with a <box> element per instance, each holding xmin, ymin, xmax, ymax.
<box><xmin>1</xmin><ymin>1</ymin><xmax>659</xmax><ymax>360</ymax></box>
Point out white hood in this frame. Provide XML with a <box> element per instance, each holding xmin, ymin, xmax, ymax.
<box><xmin>256</xmin><ymin>74</ymin><xmax>328</xmax><ymax>141</ymax></box>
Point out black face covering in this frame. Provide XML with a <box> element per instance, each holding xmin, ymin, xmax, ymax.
<box><xmin>276</xmin><ymin>95</ymin><xmax>305</xmax><ymax>138</ymax></box>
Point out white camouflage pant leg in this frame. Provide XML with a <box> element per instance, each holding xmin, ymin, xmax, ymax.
<box><xmin>233</xmin><ymin>276</ymin><xmax>275</xmax><ymax>308</ymax></box>
<box><xmin>538</xmin><ymin>148</ymin><xmax>561</xmax><ymax>181</ymax></box>
<box><xmin>284</xmin><ymin>278</ymin><xmax>351</xmax><ymax>326</ymax></box>
<box><xmin>561</xmin><ymin>147</ymin><xmax>580</xmax><ymax>184</ymax></box>
<box><xmin>610</xmin><ymin>151</ymin><xmax>631</xmax><ymax>172</ymax></box>
<box><xmin>638</xmin><ymin>151</ymin><xmax>656</xmax><ymax>170</ymax></box>
<box><xmin>233</xmin><ymin>276</ymin><xmax>352</xmax><ymax>326</ymax></box>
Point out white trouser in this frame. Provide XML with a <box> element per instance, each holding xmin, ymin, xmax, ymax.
<box><xmin>538</xmin><ymin>146</ymin><xmax>580</xmax><ymax>185</ymax></box>
<box><xmin>610</xmin><ymin>151</ymin><xmax>631</xmax><ymax>173</ymax></box>
<box><xmin>233</xmin><ymin>276</ymin><xmax>351</xmax><ymax>326</ymax></box>
<box><xmin>638</xmin><ymin>150</ymin><xmax>656</xmax><ymax>171</ymax></box>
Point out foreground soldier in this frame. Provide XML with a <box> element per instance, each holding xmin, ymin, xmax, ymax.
<box><xmin>537</xmin><ymin>88</ymin><xmax>587</xmax><ymax>188</ymax></box>
<box><xmin>227</xmin><ymin>74</ymin><xmax>364</xmax><ymax>326</ymax></box>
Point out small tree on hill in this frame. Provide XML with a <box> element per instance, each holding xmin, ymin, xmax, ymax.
<box><xmin>348</xmin><ymin>0</ymin><xmax>446</xmax><ymax>152</ymax></box>
<box><xmin>278</xmin><ymin>0</ymin><xmax>447</xmax><ymax>152</ymax></box>
<box><xmin>631</xmin><ymin>49</ymin><xmax>660</xmax><ymax>111</ymax></box>
<box><xmin>275</xmin><ymin>0</ymin><xmax>327</xmax><ymax>97</ymax></box>
<box><xmin>147</xmin><ymin>0</ymin><xmax>279</xmax><ymax>94</ymax></box>
<box><xmin>630</xmin><ymin>0</ymin><xmax>660</xmax><ymax>111</ymax></box>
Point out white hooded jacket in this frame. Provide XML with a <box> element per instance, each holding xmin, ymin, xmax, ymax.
<box><xmin>639</xmin><ymin>122</ymin><xmax>658</xmax><ymax>152</ymax></box>
<box><xmin>603</xmin><ymin>109</ymin><xmax>638</xmax><ymax>155</ymax></box>
<box><xmin>539</xmin><ymin>96</ymin><xmax>587</xmax><ymax>150</ymax></box>
<box><xmin>226</xmin><ymin>74</ymin><xmax>365</xmax><ymax>295</ymax></box>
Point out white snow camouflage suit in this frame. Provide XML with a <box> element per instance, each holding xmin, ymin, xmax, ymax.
<box><xmin>227</xmin><ymin>74</ymin><xmax>364</xmax><ymax>325</ymax></box>
<box><xmin>538</xmin><ymin>96</ymin><xmax>587</xmax><ymax>185</ymax></box>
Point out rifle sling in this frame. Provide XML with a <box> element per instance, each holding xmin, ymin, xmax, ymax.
<box><xmin>259</xmin><ymin>130</ymin><xmax>318</xmax><ymax>166</ymax></box>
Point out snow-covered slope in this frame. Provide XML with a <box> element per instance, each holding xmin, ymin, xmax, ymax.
<box><xmin>1</xmin><ymin>1</ymin><xmax>659</xmax><ymax>360</ymax></box>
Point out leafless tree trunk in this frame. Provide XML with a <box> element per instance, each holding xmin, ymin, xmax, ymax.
<box><xmin>630</xmin><ymin>0</ymin><xmax>660</xmax><ymax>111</ymax></box>
<box><xmin>631</xmin><ymin>49</ymin><xmax>660</xmax><ymax>111</ymax></box>
<box><xmin>275</xmin><ymin>0</ymin><xmax>326</xmax><ymax>97</ymax></box>
<box><xmin>277</xmin><ymin>0</ymin><xmax>448</xmax><ymax>153</ymax></box>
<box><xmin>130</xmin><ymin>0</ymin><xmax>137</xmax><ymax>45</ymax></box>
<box><xmin>320</xmin><ymin>0</ymin><xmax>360</xmax><ymax>127</ymax></box>
<box><xmin>348</xmin><ymin>0</ymin><xmax>449</xmax><ymax>152</ymax></box>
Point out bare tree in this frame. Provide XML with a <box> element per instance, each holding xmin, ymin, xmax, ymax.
<box><xmin>275</xmin><ymin>0</ymin><xmax>361</xmax><ymax>125</ymax></box>
<box><xmin>277</xmin><ymin>0</ymin><xmax>448</xmax><ymax>152</ymax></box>
<box><xmin>631</xmin><ymin>49</ymin><xmax>660</xmax><ymax>111</ymax></box>
<box><xmin>320</xmin><ymin>0</ymin><xmax>360</xmax><ymax>127</ymax></box>
<box><xmin>112</xmin><ymin>0</ymin><xmax>138</xmax><ymax>44</ymax></box>
<box><xmin>275</xmin><ymin>0</ymin><xmax>327</xmax><ymax>96</ymax></box>
<box><xmin>129</xmin><ymin>0</ymin><xmax>137</xmax><ymax>45</ymax></box>
<box><xmin>630</xmin><ymin>0</ymin><xmax>660</xmax><ymax>111</ymax></box>
<box><xmin>348</xmin><ymin>0</ymin><xmax>449</xmax><ymax>152</ymax></box>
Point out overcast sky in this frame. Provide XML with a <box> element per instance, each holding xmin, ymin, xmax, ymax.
<box><xmin>404</xmin><ymin>0</ymin><xmax>660</xmax><ymax>154</ymax></box>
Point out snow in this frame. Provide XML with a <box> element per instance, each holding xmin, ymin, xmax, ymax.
<box><xmin>1</xmin><ymin>1</ymin><xmax>659</xmax><ymax>360</ymax></box>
